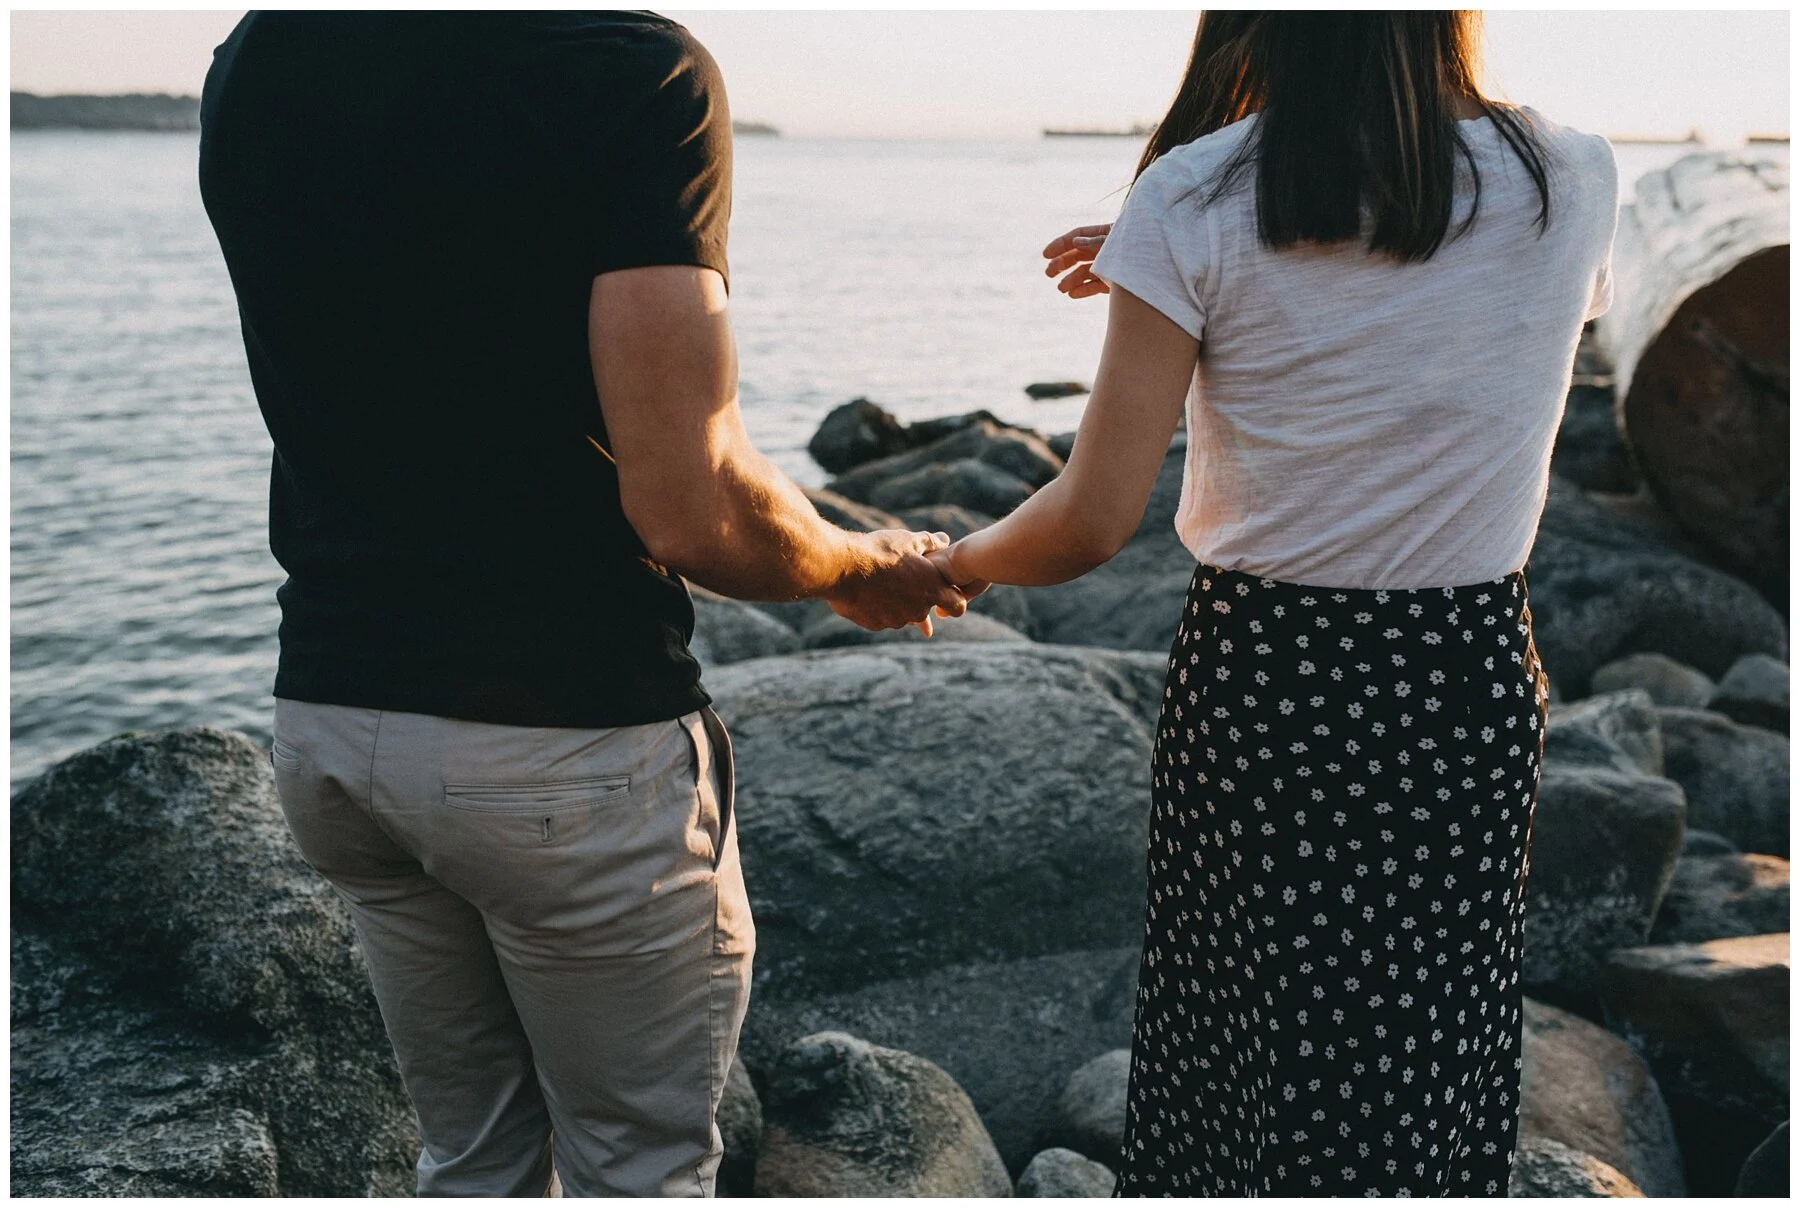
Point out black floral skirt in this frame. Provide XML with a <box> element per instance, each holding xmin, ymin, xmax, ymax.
<box><xmin>1114</xmin><ymin>563</ymin><xmax>1548</xmax><ymax>1197</ymax></box>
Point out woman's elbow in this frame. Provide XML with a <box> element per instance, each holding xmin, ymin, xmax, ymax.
<box><xmin>1067</xmin><ymin>516</ymin><xmax>1135</xmax><ymax>572</ymax></box>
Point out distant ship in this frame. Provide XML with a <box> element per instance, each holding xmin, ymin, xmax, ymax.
<box><xmin>1746</xmin><ymin>133</ymin><xmax>1790</xmax><ymax>145</ymax></box>
<box><xmin>732</xmin><ymin>121</ymin><xmax>780</xmax><ymax>137</ymax></box>
<box><xmin>1043</xmin><ymin>123</ymin><xmax>1154</xmax><ymax>139</ymax></box>
<box><xmin>1609</xmin><ymin>128</ymin><xmax>1706</xmax><ymax>145</ymax></box>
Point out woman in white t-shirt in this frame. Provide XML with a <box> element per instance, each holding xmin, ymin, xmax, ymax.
<box><xmin>929</xmin><ymin>12</ymin><xmax>1617</xmax><ymax>1198</ymax></box>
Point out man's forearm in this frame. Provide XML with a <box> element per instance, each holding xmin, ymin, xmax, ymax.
<box><xmin>631</xmin><ymin>436</ymin><xmax>868</xmax><ymax>602</ymax></box>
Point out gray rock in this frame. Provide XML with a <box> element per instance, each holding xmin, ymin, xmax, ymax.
<box><xmin>708</xmin><ymin>644</ymin><xmax>1166</xmax><ymax>999</ymax></box>
<box><xmin>1681</xmin><ymin>828</ymin><xmax>1738</xmax><ymax>856</ymax></box>
<box><xmin>830</xmin><ymin>419</ymin><xmax>1064</xmax><ymax>501</ymax></box>
<box><xmin>967</xmin><ymin>583</ymin><xmax>1036</xmax><ymax>635</ymax></box>
<box><xmin>1735</xmin><ymin>1120</ymin><xmax>1788</xmax><ymax>1196</ymax></box>
<box><xmin>737</xmin><ymin>945</ymin><xmax>1140</xmax><ymax>1175</ymax></box>
<box><xmin>1708</xmin><ymin>653</ymin><xmax>1789</xmax><ymax>733</ymax></box>
<box><xmin>803</xmin><ymin>486</ymin><xmax>905</xmax><ymax>533</ymax></box>
<box><xmin>1025</xmin><ymin>381</ymin><xmax>1090</xmax><ymax>400</ymax></box>
<box><xmin>690</xmin><ymin>588</ymin><xmax>803</xmax><ymax>667</ymax></box>
<box><xmin>1047</xmin><ymin>431</ymin><xmax>1077</xmax><ymax>462</ymax></box>
<box><xmin>1507</xmin><ymin>1136</ymin><xmax>1646</xmax><ymax>1197</ymax></box>
<box><xmin>800</xmin><ymin>608</ymin><xmax>1030</xmax><ymax>650</ymax></box>
<box><xmin>716</xmin><ymin>1056</ymin><xmax>761</xmax><ymax>1197</ymax></box>
<box><xmin>1589</xmin><ymin>652</ymin><xmax>1714</xmax><ymax>710</ymax></box>
<box><xmin>868</xmin><ymin>458</ymin><xmax>1035</xmax><ymax>517</ymax></box>
<box><xmin>904</xmin><ymin>409</ymin><xmax>1018</xmax><ymax>448</ymax></box>
<box><xmin>11</xmin><ymin>926</ymin><xmax>286</xmax><ymax>1197</ymax></box>
<box><xmin>1520</xmin><ymin>997</ymin><xmax>1685</xmax><ymax>1196</ymax></box>
<box><xmin>1600</xmin><ymin>933</ymin><xmax>1790</xmax><ymax>1124</ymax></box>
<box><xmin>1522</xmin><ymin>765</ymin><xmax>1686</xmax><ymax>1011</ymax></box>
<box><xmin>1524</xmin><ymin>477</ymin><xmax>1787</xmax><ymax>695</ymax></box>
<box><xmin>1017</xmin><ymin>1147</ymin><xmax>1117</xmax><ymax>1197</ymax></box>
<box><xmin>1545</xmin><ymin>689</ymin><xmax>1664</xmax><ymax>777</ymax></box>
<box><xmin>11</xmin><ymin>728</ymin><xmax>385</xmax><ymax>1045</ymax></box>
<box><xmin>895</xmin><ymin>504</ymin><xmax>994</xmax><ymax>541</ymax></box>
<box><xmin>808</xmin><ymin>398</ymin><xmax>911</xmax><ymax>474</ymax></box>
<box><xmin>10</xmin><ymin>731</ymin><xmax>418</xmax><ymax>1195</ymax></box>
<box><xmin>753</xmin><ymin>1031</ymin><xmax>1012</xmax><ymax>1197</ymax></box>
<box><xmin>1027</xmin><ymin>441</ymin><xmax>1193</xmax><ymax>651</ymax></box>
<box><xmin>1551</xmin><ymin>383</ymin><xmax>1639</xmax><ymax>495</ymax></box>
<box><xmin>1650</xmin><ymin>853</ymin><xmax>1789</xmax><ymax>945</ymax></box>
<box><xmin>1048</xmin><ymin>1050</ymin><xmax>1130</xmax><ymax>1169</ymax></box>
<box><xmin>1657</xmin><ymin>707</ymin><xmax>1789</xmax><ymax>856</ymax></box>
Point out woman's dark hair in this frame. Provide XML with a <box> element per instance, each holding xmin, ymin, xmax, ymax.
<box><xmin>1138</xmin><ymin>11</ymin><xmax>1553</xmax><ymax>262</ymax></box>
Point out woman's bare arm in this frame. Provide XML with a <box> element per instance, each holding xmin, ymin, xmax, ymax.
<box><xmin>937</xmin><ymin>285</ymin><xmax>1198</xmax><ymax>587</ymax></box>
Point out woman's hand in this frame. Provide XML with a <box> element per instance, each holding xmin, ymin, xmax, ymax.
<box><xmin>1043</xmin><ymin>224</ymin><xmax>1112</xmax><ymax>299</ymax></box>
<box><xmin>927</xmin><ymin>544</ymin><xmax>991</xmax><ymax>605</ymax></box>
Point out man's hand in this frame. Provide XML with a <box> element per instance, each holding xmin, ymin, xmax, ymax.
<box><xmin>1043</xmin><ymin>223</ymin><xmax>1112</xmax><ymax>299</ymax></box>
<box><xmin>826</xmin><ymin>530</ymin><xmax>969</xmax><ymax>636</ymax></box>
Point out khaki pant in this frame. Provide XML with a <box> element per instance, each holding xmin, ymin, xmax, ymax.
<box><xmin>271</xmin><ymin>698</ymin><xmax>755</xmax><ymax>1197</ymax></box>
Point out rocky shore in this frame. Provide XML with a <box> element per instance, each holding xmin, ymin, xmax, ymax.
<box><xmin>12</xmin><ymin>327</ymin><xmax>1791</xmax><ymax>1196</ymax></box>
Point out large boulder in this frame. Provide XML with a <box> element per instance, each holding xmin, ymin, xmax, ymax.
<box><xmin>12</xmin><ymin>925</ymin><xmax>286</xmax><ymax>1197</ymax></box>
<box><xmin>807</xmin><ymin>398</ymin><xmax>912</xmax><ymax>474</ymax></box>
<box><xmin>690</xmin><ymin>588</ymin><xmax>804</xmax><ymax>667</ymax></box>
<box><xmin>753</xmin><ymin>1032</ymin><xmax>1012</xmax><ymax>1197</ymax></box>
<box><xmin>709</xmin><ymin>644</ymin><xmax>1165</xmax><ymax>999</ymax></box>
<box><xmin>1026</xmin><ymin>441</ymin><xmax>1193</xmax><ymax>651</ymax></box>
<box><xmin>1657</xmin><ymin>707</ymin><xmax>1789</xmax><ymax>856</ymax></box>
<box><xmin>1523</xmin><ymin>477</ymin><xmax>1787</xmax><ymax>696</ymax></box>
<box><xmin>867</xmin><ymin>459</ymin><xmax>1035</xmax><ymax>518</ymax></box>
<box><xmin>1507</xmin><ymin>1137</ymin><xmax>1646</xmax><ymax>1197</ymax></box>
<box><xmin>1016</xmin><ymin>1148</ymin><xmax>1116</xmax><ymax>1197</ymax></box>
<box><xmin>1588</xmin><ymin>652</ymin><xmax>1715</xmax><ymax>709</ymax></box>
<box><xmin>1650</xmin><ymin>853</ymin><xmax>1789</xmax><ymax>945</ymax></box>
<box><xmin>1521</xmin><ymin>764</ymin><xmax>1686</xmax><ymax>1011</ymax></box>
<box><xmin>1600</xmin><ymin>933</ymin><xmax>1790</xmax><ymax>1125</ymax></box>
<box><xmin>10</xmin><ymin>729</ymin><xmax>416</xmax><ymax>1195</ymax></box>
<box><xmin>737</xmin><ymin>945</ymin><xmax>1139</xmax><ymax>1174</ymax></box>
<box><xmin>1543</xmin><ymin>689</ymin><xmax>1664</xmax><ymax>777</ymax></box>
<box><xmin>1707</xmin><ymin>652</ymin><xmax>1789</xmax><ymax>733</ymax></box>
<box><xmin>1519</xmin><ymin>997</ymin><xmax>1685</xmax><ymax>1197</ymax></box>
<box><xmin>829</xmin><ymin>419</ymin><xmax>1064</xmax><ymax>504</ymax></box>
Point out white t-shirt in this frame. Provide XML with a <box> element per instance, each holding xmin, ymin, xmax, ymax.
<box><xmin>1091</xmin><ymin>108</ymin><xmax>1619</xmax><ymax>589</ymax></box>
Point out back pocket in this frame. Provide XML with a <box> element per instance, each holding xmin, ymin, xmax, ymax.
<box><xmin>443</xmin><ymin>775</ymin><xmax>631</xmax><ymax>814</ymax></box>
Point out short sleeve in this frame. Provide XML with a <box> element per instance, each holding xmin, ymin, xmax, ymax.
<box><xmin>1583</xmin><ymin>136</ymin><xmax>1620</xmax><ymax>322</ymax></box>
<box><xmin>1090</xmin><ymin>159</ymin><xmax>1209</xmax><ymax>340</ymax></box>
<box><xmin>591</xmin><ymin>30</ymin><xmax>732</xmax><ymax>286</ymax></box>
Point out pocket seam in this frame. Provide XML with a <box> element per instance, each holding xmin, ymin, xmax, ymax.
<box><xmin>441</xmin><ymin>775</ymin><xmax>632</xmax><ymax>814</ymax></box>
<box><xmin>270</xmin><ymin>741</ymin><xmax>302</xmax><ymax>771</ymax></box>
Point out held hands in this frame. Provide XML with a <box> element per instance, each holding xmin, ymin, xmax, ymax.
<box><xmin>826</xmin><ymin>529</ymin><xmax>970</xmax><ymax>637</ymax></box>
<box><xmin>1043</xmin><ymin>223</ymin><xmax>1112</xmax><ymax>299</ymax></box>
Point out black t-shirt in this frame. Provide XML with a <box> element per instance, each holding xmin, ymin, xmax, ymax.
<box><xmin>199</xmin><ymin>11</ymin><xmax>729</xmax><ymax>728</ymax></box>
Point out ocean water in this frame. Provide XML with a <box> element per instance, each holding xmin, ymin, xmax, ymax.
<box><xmin>9</xmin><ymin>130</ymin><xmax>1777</xmax><ymax>789</ymax></box>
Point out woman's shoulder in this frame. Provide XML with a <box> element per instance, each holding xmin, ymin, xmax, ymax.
<box><xmin>1508</xmin><ymin>105</ymin><xmax>1617</xmax><ymax>179</ymax></box>
<box><xmin>1138</xmin><ymin>116</ymin><xmax>1260</xmax><ymax>195</ymax></box>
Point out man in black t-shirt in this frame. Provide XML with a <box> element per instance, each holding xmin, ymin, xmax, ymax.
<box><xmin>201</xmin><ymin>13</ymin><xmax>967</xmax><ymax>1197</ymax></box>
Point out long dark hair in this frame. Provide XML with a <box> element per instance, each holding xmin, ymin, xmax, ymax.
<box><xmin>1138</xmin><ymin>11</ymin><xmax>1553</xmax><ymax>262</ymax></box>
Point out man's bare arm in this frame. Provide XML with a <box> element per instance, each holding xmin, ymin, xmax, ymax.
<box><xmin>590</xmin><ymin>264</ymin><xmax>965</xmax><ymax>629</ymax></box>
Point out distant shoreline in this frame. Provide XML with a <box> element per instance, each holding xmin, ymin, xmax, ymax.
<box><xmin>9</xmin><ymin>94</ymin><xmax>1786</xmax><ymax>146</ymax></box>
<box><xmin>12</xmin><ymin>92</ymin><xmax>199</xmax><ymax>131</ymax></box>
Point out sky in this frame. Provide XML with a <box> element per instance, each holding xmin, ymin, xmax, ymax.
<box><xmin>8</xmin><ymin>9</ymin><xmax>1790</xmax><ymax>142</ymax></box>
